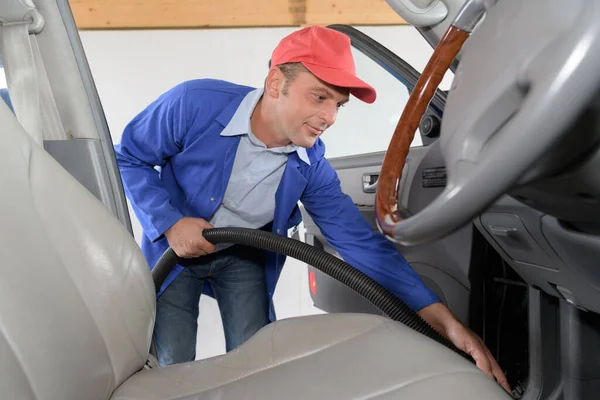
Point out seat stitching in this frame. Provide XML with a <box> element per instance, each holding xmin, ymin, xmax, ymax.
<box><xmin>126</xmin><ymin>316</ymin><xmax>387</xmax><ymax>399</ymax></box>
<box><xmin>27</xmin><ymin>146</ymin><xmax>116</xmax><ymax>397</ymax></box>
<box><xmin>362</xmin><ymin>370</ymin><xmax>491</xmax><ymax>399</ymax></box>
<box><xmin>381</xmin><ymin>318</ymin><xmax>473</xmax><ymax>365</ymax></box>
<box><xmin>0</xmin><ymin>144</ymin><xmax>58</xmax><ymax>400</ymax></box>
<box><xmin>0</xmin><ymin>322</ymin><xmax>40</xmax><ymax>399</ymax></box>
<box><xmin>109</xmin><ymin>245</ymin><xmax>153</xmax><ymax>366</ymax></box>
<box><xmin>213</xmin><ymin>318</ymin><xmax>382</xmax><ymax>374</ymax></box>
<box><xmin>353</xmin><ymin>320</ymin><xmax>485</xmax><ymax>399</ymax></box>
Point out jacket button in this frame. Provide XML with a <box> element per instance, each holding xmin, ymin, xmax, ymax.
<box><xmin>277</xmin><ymin>229</ymin><xmax>281</xmax><ymax>233</ymax></box>
<box><xmin>210</xmin><ymin>197</ymin><xmax>215</xmax><ymax>201</ymax></box>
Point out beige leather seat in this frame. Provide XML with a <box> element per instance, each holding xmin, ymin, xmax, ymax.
<box><xmin>0</xmin><ymin>100</ymin><xmax>510</xmax><ymax>399</ymax></box>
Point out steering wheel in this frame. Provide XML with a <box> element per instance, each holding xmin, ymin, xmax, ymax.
<box><xmin>376</xmin><ymin>0</ymin><xmax>600</xmax><ymax>246</ymax></box>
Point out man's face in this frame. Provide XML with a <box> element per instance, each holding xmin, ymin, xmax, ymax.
<box><xmin>271</xmin><ymin>70</ymin><xmax>350</xmax><ymax>148</ymax></box>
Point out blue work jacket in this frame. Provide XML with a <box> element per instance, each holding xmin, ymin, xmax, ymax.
<box><xmin>114</xmin><ymin>79</ymin><xmax>440</xmax><ymax>321</ymax></box>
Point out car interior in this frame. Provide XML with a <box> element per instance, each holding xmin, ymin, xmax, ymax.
<box><xmin>1</xmin><ymin>0</ymin><xmax>599</xmax><ymax>399</ymax></box>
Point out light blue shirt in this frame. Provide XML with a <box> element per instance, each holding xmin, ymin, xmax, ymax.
<box><xmin>209</xmin><ymin>88</ymin><xmax>311</xmax><ymax>250</ymax></box>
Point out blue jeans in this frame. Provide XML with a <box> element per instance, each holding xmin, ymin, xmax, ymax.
<box><xmin>153</xmin><ymin>244</ymin><xmax>270</xmax><ymax>366</ymax></box>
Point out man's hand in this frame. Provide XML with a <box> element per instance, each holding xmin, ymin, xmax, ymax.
<box><xmin>164</xmin><ymin>217</ymin><xmax>216</xmax><ymax>258</ymax></box>
<box><xmin>418</xmin><ymin>302</ymin><xmax>511</xmax><ymax>394</ymax></box>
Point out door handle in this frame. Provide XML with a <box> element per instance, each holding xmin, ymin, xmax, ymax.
<box><xmin>362</xmin><ymin>173</ymin><xmax>379</xmax><ymax>193</ymax></box>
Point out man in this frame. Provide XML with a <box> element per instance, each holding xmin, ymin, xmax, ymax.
<box><xmin>114</xmin><ymin>25</ymin><xmax>510</xmax><ymax>393</ymax></box>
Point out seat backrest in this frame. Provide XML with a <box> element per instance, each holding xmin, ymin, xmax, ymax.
<box><xmin>0</xmin><ymin>99</ymin><xmax>155</xmax><ymax>399</ymax></box>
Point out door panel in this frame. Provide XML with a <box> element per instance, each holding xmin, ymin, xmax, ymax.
<box><xmin>301</xmin><ymin>143</ymin><xmax>472</xmax><ymax>323</ymax></box>
<box><xmin>301</xmin><ymin>25</ymin><xmax>472</xmax><ymax>324</ymax></box>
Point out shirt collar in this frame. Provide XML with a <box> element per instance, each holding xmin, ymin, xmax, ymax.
<box><xmin>220</xmin><ymin>88</ymin><xmax>311</xmax><ymax>165</ymax></box>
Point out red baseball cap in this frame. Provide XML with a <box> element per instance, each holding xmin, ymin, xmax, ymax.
<box><xmin>271</xmin><ymin>25</ymin><xmax>377</xmax><ymax>104</ymax></box>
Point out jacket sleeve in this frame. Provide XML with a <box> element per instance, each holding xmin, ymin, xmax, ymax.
<box><xmin>300</xmin><ymin>157</ymin><xmax>441</xmax><ymax>312</ymax></box>
<box><xmin>113</xmin><ymin>83</ymin><xmax>189</xmax><ymax>242</ymax></box>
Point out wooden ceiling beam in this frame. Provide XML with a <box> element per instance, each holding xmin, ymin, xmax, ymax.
<box><xmin>68</xmin><ymin>0</ymin><xmax>407</xmax><ymax>30</ymax></box>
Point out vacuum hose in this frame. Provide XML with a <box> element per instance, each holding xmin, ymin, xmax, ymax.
<box><xmin>151</xmin><ymin>227</ymin><xmax>472</xmax><ymax>361</ymax></box>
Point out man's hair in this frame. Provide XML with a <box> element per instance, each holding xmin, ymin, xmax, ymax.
<box><xmin>266</xmin><ymin>62</ymin><xmax>309</xmax><ymax>95</ymax></box>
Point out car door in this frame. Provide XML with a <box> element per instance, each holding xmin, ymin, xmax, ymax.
<box><xmin>301</xmin><ymin>24</ymin><xmax>473</xmax><ymax>324</ymax></box>
<box><xmin>0</xmin><ymin>0</ymin><xmax>133</xmax><ymax>236</ymax></box>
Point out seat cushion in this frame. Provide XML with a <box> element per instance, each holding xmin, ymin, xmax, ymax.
<box><xmin>111</xmin><ymin>313</ymin><xmax>510</xmax><ymax>400</ymax></box>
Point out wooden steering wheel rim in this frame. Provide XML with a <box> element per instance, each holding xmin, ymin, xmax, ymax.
<box><xmin>375</xmin><ymin>25</ymin><xmax>470</xmax><ymax>240</ymax></box>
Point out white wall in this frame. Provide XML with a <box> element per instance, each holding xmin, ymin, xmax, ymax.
<box><xmin>79</xmin><ymin>26</ymin><xmax>453</xmax><ymax>159</ymax></box>
<box><xmin>76</xmin><ymin>25</ymin><xmax>454</xmax><ymax>359</ymax></box>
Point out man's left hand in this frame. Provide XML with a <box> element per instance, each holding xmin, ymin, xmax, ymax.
<box><xmin>417</xmin><ymin>302</ymin><xmax>511</xmax><ymax>394</ymax></box>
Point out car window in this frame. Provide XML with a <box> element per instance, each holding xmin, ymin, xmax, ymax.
<box><xmin>365</xmin><ymin>26</ymin><xmax>455</xmax><ymax>89</ymax></box>
<box><xmin>320</xmin><ymin>44</ymin><xmax>423</xmax><ymax>159</ymax></box>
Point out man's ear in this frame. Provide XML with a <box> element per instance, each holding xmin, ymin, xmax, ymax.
<box><xmin>265</xmin><ymin>67</ymin><xmax>284</xmax><ymax>99</ymax></box>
